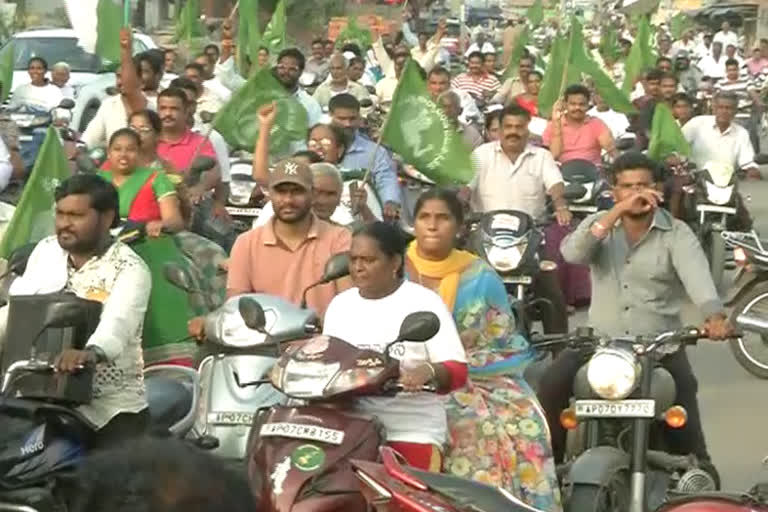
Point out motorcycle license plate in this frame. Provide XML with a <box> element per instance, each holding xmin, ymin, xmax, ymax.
<box><xmin>503</xmin><ymin>276</ymin><xmax>533</xmax><ymax>284</ymax></box>
<box><xmin>574</xmin><ymin>399</ymin><xmax>655</xmax><ymax>418</ymax></box>
<box><xmin>208</xmin><ymin>411</ymin><xmax>255</xmax><ymax>426</ymax></box>
<box><xmin>225</xmin><ymin>207</ymin><xmax>262</xmax><ymax>216</ymax></box>
<box><xmin>17</xmin><ymin>135</ymin><xmax>33</xmax><ymax>142</ymax></box>
<box><xmin>260</xmin><ymin>422</ymin><xmax>345</xmax><ymax>445</ymax></box>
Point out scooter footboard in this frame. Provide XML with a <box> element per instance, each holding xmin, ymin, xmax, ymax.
<box><xmin>247</xmin><ymin>405</ymin><xmax>384</xmax><ymax>512</ymax></box>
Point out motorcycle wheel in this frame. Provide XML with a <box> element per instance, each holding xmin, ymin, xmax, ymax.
<box><xmin>566</xmin><ymin>471</ymin><xmax>629</xmax><ymax>512</ymax></box>
<box><xmin>729</xmin><ymin>284</ymin><xmax>768</xmax><ymax>379</ymax></box>
<box><xmin>707</xmin><ymin>230</ymin><xmax>726</xmax><ymax>291</ymax></box>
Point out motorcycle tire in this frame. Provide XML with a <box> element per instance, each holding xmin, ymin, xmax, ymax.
<box><xmin>728</xmin><ymin>282</ymin><xmax>768</xmax><ymax>379</ymax></box>
<box><xmin>707</xmin><ymin>230</ymin><xmax>726</xmax><ymax>291</ymax></box>
<box><xmin>565</xmin><ymin>471</ymin><xmax>629</xmax><ymax>512</ymax></box>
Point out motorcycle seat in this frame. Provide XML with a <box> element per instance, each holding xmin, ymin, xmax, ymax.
<box><xmin>561</xmin><ymin>159</ymin><xmax>599</xmax><ymax>183</ymax></box>
<box><xmin>145</xmin><ymin>376</ymin><xmax>193</xmax><ymax>433</ymax></box>
<box><xmin>408</xmin><ymin>468</ymin><xmax>542</xmax><ymax>512</ymax></box>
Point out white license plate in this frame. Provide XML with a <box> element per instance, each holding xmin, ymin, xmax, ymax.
<box><xmin>696</xmin><ymin>204</ymin><xmax>736</xmax><ymax>215</ymax></box>
<box><xmin>260</xmin><ymin>422</ymin><xmax>345</xmax><ymax>445</ymax></box>
<box><xmin>575</xmin><ymin>399</ymin><xmax>655</xmax><ymax>418</ymax></box>
<box><xmin>226</xmin><ymin>207</ymin><xmax>262</xmax><ymax>216</ymax></box>
<box><xmin>17</xmin><ymin>135</ymin><xmax>33</xmax><ymax>142</ymax></box>
<box><xmin>208</xmin><ymin>411</ymin><xmax>255</xmax><ymax>426</ymax></box>
<box><xmin>570</xmin><ymin>205</ymin><xmax>598</xmax><ymax>213</ymax></box>
<box><xmin>503</xmin><ymin>276</ymin><xmax>533</xmax><ymax>284</ymax></box>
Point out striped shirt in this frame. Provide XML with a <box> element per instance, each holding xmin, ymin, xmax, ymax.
<box><xmin>451</xmin><ymin>72</ymin><xmax>501</xmax><ymax>98</ymax></box>
<box><xmin>713</xmin><ymin>77</ymin><xmax>755</xmax><ymax>119</ymax></box>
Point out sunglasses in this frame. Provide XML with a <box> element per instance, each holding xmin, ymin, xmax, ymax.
<box><xmin>308</xmin><ymin>138</ymin><xmax>334</xmax><ymax>150</ymax></box>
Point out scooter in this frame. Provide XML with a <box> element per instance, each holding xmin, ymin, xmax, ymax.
<box><xmin>8</xmin><ymin>98</ymin><xmax>76</xmax><ymax>174</ymax></box>
<box><xmin>548</xmin><ymin>327</ymin><xmax>739</xmax><ymax>512</ymax></box>
<box><xmin>244</xmin><ymin>305</ymin><xmax>441</xmax><ymax>512</ymax></box>
<box><xmin>723</xmin><ymin>230</ymin><xmax>768</xmax><ymax>379</ymax></box>
<box><xmin>352</xmin><ymin>446</ymin><xmax>545</xmax><ymax>512</ymax></box>
<box><xmin>163</xmin><ymin>252</ymin><xmax>351</xmax><ymax>461</ymax></box>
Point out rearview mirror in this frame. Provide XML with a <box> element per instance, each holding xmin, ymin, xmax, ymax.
<box><xmin>163</xmin><ymin>263</ymin><xmax>194</xmax><ymax>292</ymax></box>
<box><xmin>615</xmin><ymin>137</ymin><xmax>635</xmax><ymax>151</ymax></box>
<box><xmin>199</xmin><ymin>111</ymin><xmax>216</xmax><ymax>124</ymax></box>
<box><xmin>563</xmin><ymin>183</ymin><xmax>587</xmax><ymax>201</ymax></box>
<box><xmin>189</xmin><ymin>156</ymin><xmax>217</xmax><ymax>175</ymax></box>
<box><xmin>397</xmin><ymin>312</ymin><xmax>440</xmax><ymax>342</ymax></box>
<box><xmin>58</xmin><ymin>98</ymin><xmax>76</xmax><ymax>110</ymax></box>
<box><xmin>359</xmin><ymin>98</ymin><xmax>374</xmax><ymax>109</ymax></box>
<box><xmin>321</xmin><ymin>252</ymin><xmax>350</xmax><ymax>284</ymax></box>
<box><xmin>7</xmin><ymin>243</ymin><xmax>36</xmax><ymax>276</ymax></box>
<box><xmin>42</xmin><ymin>300</ymin><xmax>89</xmax><ymax>329</ymax></box>
<box><xmin>239</xmin><ymin>298</ymin><xmax>266</xmax><ymax>332</ymax></box>
<box><xmin>755</xmin><ymin>154</ymin><xmax>768</xmax><ymax>166</ymax></box>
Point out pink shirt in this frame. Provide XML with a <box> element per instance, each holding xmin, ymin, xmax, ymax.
<box><xmin>157</xmin><ymin>129</ymin><xmax>217</xmax><ymax>172</ymax></box>
<box><xmin>542</xmin><ymin>116</ymin><xmax>609</xmax><ymax>165</ymax></box>
<box><xmin>747</xmin><ymin>57</ymin><xmax>768</xmax><ymax>76</ymax></box>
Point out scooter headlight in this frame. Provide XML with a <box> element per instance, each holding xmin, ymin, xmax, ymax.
<box><xmin>587</xmin><ymin>348</ymin><xmax>639</xmax><ymax>400</ymax></box>
<box><xmin>485</xmin><ymin>242</ymin><xmax>527</xmax><ymax>272</ymax></box>
<box><xmin>275</xmin><ymin>361</ymin><xmax>341</xmax><ymax>398</ymax></box>
<box><xmin>229</xmin><ymin>180</ymin><xmax>257</xmax><ymax>205</ymax></box>
<box><xmin>704</xmin><ymin>181</ymin><xmax>734</xmax><ymax>206</ymax></box>
<box><xmin>325</xmin><ymin>368</ymin><xmax>384</xmax><ymax>396</ymax></box>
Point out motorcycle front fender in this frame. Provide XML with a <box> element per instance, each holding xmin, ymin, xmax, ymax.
<box><xmin>567</xmin><ymin>445</ymin><xmax>629</xmax><ymax>486</ymax></box>
<box><xmin>724</xmin><ymin>270</ymin><xmax>759</xmax><ymax>306</ymax></box>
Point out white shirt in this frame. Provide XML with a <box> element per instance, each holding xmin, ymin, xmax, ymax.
<box><xmin>198</xmin><ymin>86</ymin><xmax>226</xmax><ymax>116</ymax></box>
<box><xmin>9</xmin><ymin>82</ymin><xmax>64</xmax><ymax>112</ymax></box>
<box><xmin>57</xmin><ymin>83</ymin><xmax>75</xmax><ymax>100</ymax></box>
<box><xmin>697</xmin><ymin>54</ymin><xmax>727</xmax><ymax>79</ymax></box>
<box><xmin>465</xmin><ymin>42</ymin><xmax>495</xmax><ymax>57</ymax></box>
<box><xmin>0</xmin><ymin>137</ymin><xmax>12</xmax><ymax>192</ymax></box>
<box><xmin>204</xmin><ymin>77</ymin><xmax>232</xmax><ymax>102</ymax></box>
<box><xmin>682</xmin><ymin>115</ymin><xmax>756</xmax><ymax>170</ymax></box>
<box><xmin>453</xmin><ymin>87</ymin><xmax>481</xmax><ymax>125</ymax></box>
<box><xmin>2</xmin><ymin>237</ymin><xmax>150</xmax><ymax>428</ymax></box>
<box><xmin>470</xmin><ymin>142</ymin><xmax>564</xmax><ymax>220</ymax></box>
<box><xmin>81</xmin><ymin>94</ymin><xmax>129</xmax><ymax>149</ymax></box>
<box><xmin>588</xmin><ymin>107</ymin><xmax>630</xmax><ymax>140</ymax></box>
<box><xmin>714</xmin><ymin>30</ymin><xmax>739</xmax><ymax>50</ymax></box>
<box><xmin>375</xmin><ymin>76</ymin><xmax>399</xmax><ymax>105</ymax></box>
<box><xmin>322</xmin><ymin>281</ymin><xmax>466</xmax><ymax>446</ymax></box>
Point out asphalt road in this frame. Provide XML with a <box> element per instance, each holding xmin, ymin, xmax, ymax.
<box><xmin>560</xmin><ymin>171</ymin><xmax>768</xmax><ymax>492</ymax></box>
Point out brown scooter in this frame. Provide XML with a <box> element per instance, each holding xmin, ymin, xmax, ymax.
<box><xmin>238</xmin><ymin>301</ymin><xmax>440</xmax><ymax>512</ymax></box>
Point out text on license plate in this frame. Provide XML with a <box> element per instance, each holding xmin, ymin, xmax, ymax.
<box><xmin>260</xmin><ymin>422</ymin><xmax>345</xmax><ymax>445</ymax></box>
<box><xmin>208</xmin><ymin>411</ymin><xmax>255</xmax><ymax>426</ymax></box>
<box><xmin>574</xmin><ymin>399</ymin><xmax>655</xmax><ymax>418</ymax></box>
<box><xmin>503</xmin><ymin>276</ymin><xmax>533</xmax><ymax>284</ymax></box>
<box><xmin>226</xmin><ymin>207</ymin><xmax>262</xmax><ymax>216</ymax></box>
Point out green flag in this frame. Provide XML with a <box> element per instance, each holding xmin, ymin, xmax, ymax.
<box><xmin>527</xmin><ymin>0</ymin><xmax>544</xmax><ymax>28</ymax></box>
<box><xmin>500</xmin><ymin>25</ymin><xmax>529</xmax><ymax>82</ymax></box>
<box><xmin>174</xmin><ymin>0</ymin><xmax>204</xmax><ymax>43</ymax></box>
<box><xmin>335</xmin><ymin>17</ymin><xmax>373</xmax><ymax>51</ymax></box>
<box><xmin>381</xmin><ymin>60</ymin><xmax>473</xmax><ymax>185</ymax></box>
<box><xmin>622</xmin><ymin>16</ymin><xmax>655</xmax><ymax>93</ymax></box>
<box><xmin>599</xmin><ymin>25</ymin><xmax>621</xmax><ymax>62</ymax></box>
<box><xmin>238</xmin><ymin>0</ymin><xmax>261</xmax><ymax>76</ymax></box>
<box><xmin>95</xmin><ymin>0</ymin><xmax>122</xmax><ymax>64</ymax></box>
<box><xmin>262</xmin><ymin>0</ymin><xmax>287</xmax><ymax>55</ymax></box>
<box><xmin>0</xmin><ymin>43</ymin><xmax>14</xmax><ymax>102</ymax></box>
<box><xmin>538</xmin><ymin>33</ymin><xmax>571</xmax><ymax>118</ymax></box>
<box><xmin>647</xmin><ymin>103</ymin><xmax>690</xmax><ymax>161</ymax></box>
<box><xmin>213</xmin><ymin>68</ymin><xmax>308</xmax><ymax>154</ymax></box>
<box><xmin>0</xmin><ymin>127</ymin><xmax>70</xmax><ymax>259</ymax></box>
<box><xmin>669</xmin><ymin>12</ymin><xmax>694</xmax><ymax>40</ymax></box>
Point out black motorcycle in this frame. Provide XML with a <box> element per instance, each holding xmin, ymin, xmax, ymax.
<box><xmin>539</xmin><ymin>327</ymin><xmax>734</xmax><ymax>512</ymax></box>
<box><xmin>559</xmin><ymin>159</ymin><xmax>612</xmax><ymax>220</ymax></box>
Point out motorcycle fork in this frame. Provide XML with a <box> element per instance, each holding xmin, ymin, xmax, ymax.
<box><xmin>629</xmin><ymin>355</ymin><xmax>653</xmax><ymax>512</ymax></box>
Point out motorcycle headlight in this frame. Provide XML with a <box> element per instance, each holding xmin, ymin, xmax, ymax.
<box><xmin>275</xmin><ymin>360</ymin><xmax>341</xmax><ymax>398</ymax></box>
<box><xmin>704</xmin><ymin>181</ymin><xmax>734</xmax><ymax>206</ymax></box>
<box><xmin>229</xmin><ymin>181</ymin><xmax>257</xmax><ymax>206</ymax></box>
<box><xmin>586</xmin><ymin>348</ymin><xmax>639</xmax><ymax>399</ymax></box>
<box><xmin>325</xmin><ymin>368</ymin><xmax>383</xmax><ymax>395</ymax></box>
<box><xmin>485</xmin><ymin>243</ymin><xmax>527</xmax><ymax>272</ymax></box>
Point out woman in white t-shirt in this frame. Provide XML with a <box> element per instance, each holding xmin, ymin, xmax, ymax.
<box><xmin>8</xmin><ymin>57</ymin><xmax>64</xmax><ymax>112</ymax></box>
<box><xmin>322</xmin><ymin>221</ymin><xmax>468</xmax><ymax>472</ymax></box>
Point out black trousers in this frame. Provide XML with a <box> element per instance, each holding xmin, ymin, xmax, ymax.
<box><xmin>90</xmin><ymin>409</ymin><xmax>150</xmax><ymax>450</ymax></box>
<box><xmin>532</xmin><ymin>269</ymin><xmax>569</xmax><ymax>334</ymax></box>
<box><xmin>536</xmin><ymin>347</ymin><xmax>709</xmax><ymax>463</ymax></box>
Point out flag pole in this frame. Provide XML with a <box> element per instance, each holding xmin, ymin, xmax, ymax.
<box><xmin>123</xmin><ymin>0</ymin><xmax>131</xmax><ymax>26</ymax></box>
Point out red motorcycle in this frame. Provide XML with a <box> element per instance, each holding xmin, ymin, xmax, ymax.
<box><xmin>656</xmin><ymin>485</ymin><xmax>768</xmax><ymax>512</ymax></box>
<box><xmin>241</xmin><ymin>299</ymin><xmax>441</xmax><ymax>512</ymax></box>
<box><xmin>352</xmin><ymin>446</ymin><xmax>546</xmax><ymax>512</ymax></box>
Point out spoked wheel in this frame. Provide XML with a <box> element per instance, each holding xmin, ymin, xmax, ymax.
<box><xmin>730</xmin><ymin>286</ymin><xmax>768</xmax><ymax>379</ymax></box>
<box><xmin>566</xmin><ymin>471</ymin><xmax>629</xmax><ymax>512</ymax></box>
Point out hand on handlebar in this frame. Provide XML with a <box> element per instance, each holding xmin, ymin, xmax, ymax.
<box><xmin>54</xmin><ymin>349</ymin><xmax>96</xmax><ymax>373</ymax></box>
<box><xmin>187</xmin><ymin>316</ymin><xmax>206</xmax><ymax>344</ymax></box>
<box><xmin>702</xmin><ymin>313</ymin><xmax>733</xmax><ymax>341</ymax></box>
<box><xmin>398</xmin><ymin>363</ymin><xmax>435</xmax><ymax>392</ymax></box>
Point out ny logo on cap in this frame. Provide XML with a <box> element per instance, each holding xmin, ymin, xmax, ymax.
<box><xmin>284</xmin><ymin>162</ymin><xmax>299</xmax><ymax>175</ymax></box>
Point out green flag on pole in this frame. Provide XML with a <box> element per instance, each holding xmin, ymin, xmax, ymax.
<box><xmin>537</xmin><ymin>33</ymin><xmax>571</xmax><ymax>118</ymax></box>
<box><xmin>380</xmin><ymin>60</ymin><xmax>474</xmax><ymax>185</ymax></box>
<box><xmin>0</xmin><ymin>43</ymin><xmax>14</xmax><ymax>102</ymax></box>
<box><xmin>213</xmin><ymin>68</ymin><xmax>308</xmax><ymax>154</ymax></box>
<box><xmin>500</xmin><ymin>25</ymin><xmax>529</xmax><ymax>83</ymax></box>
<box><xmin>174</xmin><ymin>0</ymin><xmax>204</xmax><ymax>43</ymax></box>
<box><xmin>335</xmin><ymin>17</ymin><xmax>373</xmax><ymax>51</ymax></box>
<box><xmin>527</xmin><ymin>0</ymin><xmax>544</xmax><ymax>28</ymax></box>
<box><xmin>95</xmin><ymin>0</ymin><xmax>122</xmax><ymax>64</ymax></box>
<box><xmin>262</xmin><ymin>0</ymin><xmax>287</xmax><ymax>55</ymax></box>
<box><xmin>648</xmin><ymin>103</ymin><xmax>690</xmax><ymax>161</ymax></box>
<box><xmin>238</xmin><ymin>0</ymin><xmax>261</xmax><ymax>76</ymax></box>
<box><xmin>0</xmin><ymin>127</ymin><xmax>71</xmax><ymax>259</ymax></box>
<box><xmin>622</xmin><ymin>16</ymin><xmax>656</xmax><ymax>93</ymax></box>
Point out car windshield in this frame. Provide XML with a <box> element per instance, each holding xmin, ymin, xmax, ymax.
<box><xmin>9</xmin><ymin>37</ymin><xmax>104</xmax><ymax>73</ymax></box>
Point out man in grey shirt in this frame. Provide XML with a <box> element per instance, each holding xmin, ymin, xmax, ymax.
<box><xmin>539</xmin><ymin>152</ymin><xmax>732</xmax><ymax>482</ymax></box>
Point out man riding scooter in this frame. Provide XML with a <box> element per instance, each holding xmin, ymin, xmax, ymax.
<box><xmin>0</xmin><ymin>175</ymin><xmax>150</xmax><ymax>448</ymax></box>
<box><xmin>542</xmin><ymin>152</ymin><xmax>733</xmax><ymax>485</ymax></box>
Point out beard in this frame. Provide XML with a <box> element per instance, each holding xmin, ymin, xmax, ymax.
<box><xmin>275</xmin><ymin>203</ymin><xmax>311</xmax><ymax>224</ymax></box>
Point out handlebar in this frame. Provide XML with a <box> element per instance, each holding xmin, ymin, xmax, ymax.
<box><xmin>1</xmin><ymin>359</ymin><xmax>88</xmax><ymax>394</ymax></box>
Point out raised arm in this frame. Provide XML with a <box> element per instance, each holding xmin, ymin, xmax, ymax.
<box><xmin>118</xmin><ymin>28</ymin><xmax>146</xmax><ymax>115</ymax></box>
<box><xmin>251</xmin><ymin>102</ymin><xmax>277</xmax><ymax>186</ymax></box>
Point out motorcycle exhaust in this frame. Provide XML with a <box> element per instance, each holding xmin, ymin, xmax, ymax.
<box><xmin>735</xmin><ymin>312</ymin><xmax>768</xmax><ymax>335</ymax></box>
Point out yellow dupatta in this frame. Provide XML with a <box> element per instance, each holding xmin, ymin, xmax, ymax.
<box><xmin>406</xmin><ymin>241</ymin><xmax>478</xmax><ymax>312</ymax></box>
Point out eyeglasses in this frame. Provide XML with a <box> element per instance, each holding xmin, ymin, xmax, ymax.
<box><xmin>277</xmin><ymin>64</ymin><xmax>300</xmax><ymax>74</ymax></box>
<box><xmin>308</xmin><ymin>138</ymin><xmax>334</xmax><ymax>150</ymax></box>
<box><xmin>129</xmin><ymin>126</ymin><xmax>153</xmax><ymax>134</ymax></box>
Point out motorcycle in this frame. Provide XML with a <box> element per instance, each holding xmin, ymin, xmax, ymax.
<box><xmin>0</xmin><ymin>291</ymin><xmax>198</xmax><ymax>512</ymax></box>
<box><xmin>398</xmin><ymin>163</ymin><xmax>434</xmax><ymax>226</ymax></box>
<box><xmin>352</xmin><ymin>445</ymin><xmax>545</xmax><ymax>512</ymax></box>
<box><xmin>8</xmin><ymin>98</ymin><xmax>76</xmax><ymax>174</ymax></box>
<box><xmin>559</xmin><ymin>159</ymin><xmax>612</xmax><ymax>220</ymax></box>
<box><xmin>723</xmin><ymin>230</ymin><xmax>768</xmax><ymax>379</ymax></box>
<box><xmin>244</xmin><ymin>306</ymin><xmax>441</xmax><ymax>512</ymax></box>
<box><xmin>163</xmin><ymin>252</ymin><xmax>350</xmax><ymax>461</ymax></box>
<box><xmin>226</xmin><ymin>158</ymin><xmax>266</xmax><ymax>235</ymax></box>
<box><xmin>547</xmin><ymin>327</ymin><xmax>736</xmax><ymax>512</ymax></box>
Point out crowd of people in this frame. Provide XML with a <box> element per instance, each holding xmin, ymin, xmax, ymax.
<box><xmin>0</xmin><ymin>3</ymin><xmax>763</xmax><ymax>511</ymax></box>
